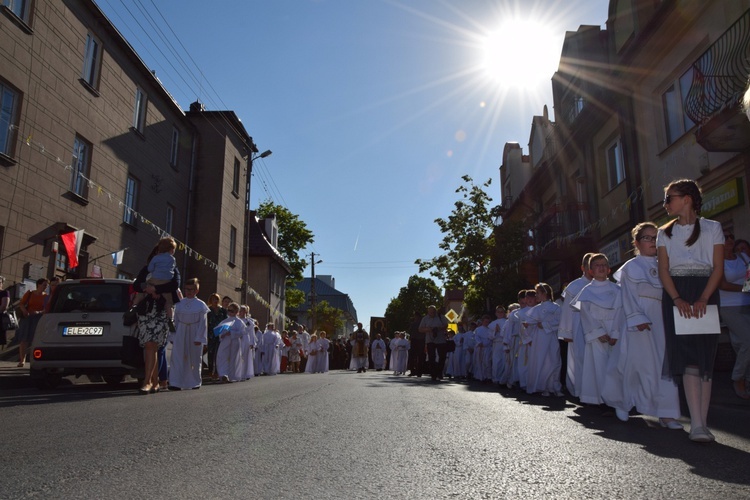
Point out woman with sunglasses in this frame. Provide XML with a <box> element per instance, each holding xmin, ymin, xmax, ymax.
<box><xmin>718</xmin><ymin>233</ymin><xmax>750</xmax><ymax>399</ymax></box>
<box><xmin>657</xmin><ymin>179</ymin><xmax>724</xmax><ymax>442</ymax></box>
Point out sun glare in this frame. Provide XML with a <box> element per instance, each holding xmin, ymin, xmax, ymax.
<box><xmin>481</xmin><ymin>19</ymin><xmax>561</xmax><ymax>89</ymax></box>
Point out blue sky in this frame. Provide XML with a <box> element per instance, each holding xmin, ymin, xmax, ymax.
<box><xmin>96</xmin><ymin>0</ymin><xmax>609</xmax><ymax>327</ymax></box>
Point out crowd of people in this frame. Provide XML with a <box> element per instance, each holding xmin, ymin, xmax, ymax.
<box><xmin>387</xmin><ymin>179</ymin><xmax>746</xmax><ymax>444</ymax></box>
<box><xmin>5</xmin><ymin>178</ymin><xmax>744</xmax><ymax>447</ymax></box>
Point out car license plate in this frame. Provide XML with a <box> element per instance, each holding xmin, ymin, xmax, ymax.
<box><xmin>62</xmin><ymin>326</ymin><xmax>104</xmax><ymax>336</ymax></box>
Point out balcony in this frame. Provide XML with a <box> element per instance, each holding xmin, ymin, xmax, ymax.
<box><xmin>684</xmin><ymin>9</ymin><xmax>750</xmax><ymax>152</ymax></box>
<box><xmin>534</xmin><ymin>202</ymin><xmax>591</xmax><ymax>259</ymax></box>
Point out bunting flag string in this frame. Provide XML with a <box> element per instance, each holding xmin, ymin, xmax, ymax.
<box><xmin>11</xmin><ymin>124</ymin><xmax>295</xmax><ymax>324</ymax></box>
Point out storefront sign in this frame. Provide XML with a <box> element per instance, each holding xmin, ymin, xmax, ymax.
<box><xmin>701</xmin><ymin>178</ymin><xmax>744</xmax><ymax>218</ymax></box>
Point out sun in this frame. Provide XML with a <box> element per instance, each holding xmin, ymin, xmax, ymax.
<box><xmin>481</xmin><ymin>19</ymin><xmax>562</xmax><ymax>89</ymax></box>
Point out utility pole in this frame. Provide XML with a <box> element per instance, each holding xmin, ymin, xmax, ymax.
<box><xmin>310</xmin><ymin>252</ymin><xmax>322</xmax><ymax>332</ymax></box>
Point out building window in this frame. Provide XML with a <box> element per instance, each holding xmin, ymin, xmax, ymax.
<box><xmin>232</xmin><ymin>157</ymin><xmax>241</xmax><ymax>197</ymax></box>
<box><xmin>123</xmin><ymin>176</ymin><xmax>138</xmax><ymax>225</ymax></box>
<box><xmin>229</xmin><ymin>225</ymin><xmax>237</xmax><ymax>265</ymax></box>
<box><xmin>55</xmin><ymin>252</ymin><xmax>69</xmax><ymax>274</ymax></box>
<box><xmin>165</xmin><ymin>204</ymin><xmax>174</xmax><ymax>235</ymax></box>
<box><xmin>0</xmin><ymin>82</ymin><xmax>19</xmax><ymax>157</ymax></box>
<box><xmin>606</xmin><ymin>139</ymin><xmax>625</xmax><ymax>190</ymax></box>
<box><xmin>132</xmin><ymin>87</ymin><xmax>147</xmax><ymax>134</ymax></box>
<box><xmin>2</xmin><ymin>0</ymin><xmax>30</xmax><ymax>23</ymax></box>
<box><xmin>169</xmin><ymin>127</ymin><xmax>179</xmax><ymax>167</ymax></box>
<box><xmin>81</xmin><ymin>33</ymin><xmax>102</xmax><ymax>89</ymax></box>
<box><xmin>71</xmin><ymin>136</ymin><xmax>91</xmax><ymax>198</ymax></box>
<box><xmin>662</xmin><ymin>67</ymin><xmax>696</xmax><ymax>145</ymax></box>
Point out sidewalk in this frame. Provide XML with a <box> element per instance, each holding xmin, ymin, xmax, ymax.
<box><xmin>0</xmin><ymin>344</ymin><xmax>35</xmax><ymax>389</ymax></box>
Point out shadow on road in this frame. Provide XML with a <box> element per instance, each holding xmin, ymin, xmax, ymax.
<box><xmin>569</xmin><ymin>403</ymin><xmax>750</xmax><ymax>486</ymax></box>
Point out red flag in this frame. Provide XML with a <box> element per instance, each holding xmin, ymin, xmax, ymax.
<box><xmin>60</xmin><ymin>230</ymin><xmax>84</xmax><ymax>268</ymax></box>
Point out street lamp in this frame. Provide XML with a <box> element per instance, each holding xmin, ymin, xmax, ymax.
<box><xmin>241</xmin><ymin>147</ymin><xmax>272</xmax><ymax>305</ymax></box>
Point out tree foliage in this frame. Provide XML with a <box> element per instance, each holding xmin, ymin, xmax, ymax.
<box><xmin>257</xmin><ymin>200</ymin><xmax>314</xmax><ymax>309</ymax></box>
<box><xmin>415</xmin><ymin>175</ymin><xmax>499</xmax><ymax>289</ymax></box>
<box><xmin>415</xmin><ymin>175</ymin><xmax>526</xmax><ymax>318</ymax></box>
<box><xmin>311</xmin><ymin>300</ymin><xmax>344</xmax><ymax>338</ymax></box>
<box><xmin>384</xmin><ymin>275</ymin><xmax>443</xmax><ymax>333</ymax></box>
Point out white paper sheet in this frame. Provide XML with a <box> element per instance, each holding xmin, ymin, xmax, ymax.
<box><xmin>673</xmin><ymin>305</ymin><xmax>720</xmax><ymax>335</ymax></box>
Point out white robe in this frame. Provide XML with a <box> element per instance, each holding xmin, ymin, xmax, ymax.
<box><xmin>450</xmin><ymin>332</ymin><xmax>466</xmax><ymax>377</ymax></box>
<box><xmin>319</xmin><ymin>338</ymin><xmax>330</xmax><ymax>372</ymax></box>
<box><xmin>558</xmin><ymin>276</ymin><xmax>591</xmax><ymax>397</ymax></box>
<box><xmin>390</xmin><ymin>338</ymin><xmax>409</xmax><ymax>374</ymax></box>
<box><xmin>602</xmin><ymin>255</ymin><xmax>680</xmax><ymax>418</ymax></box>
<box><xmin>170</xmin><ymin>297</ymin><xmax>209</xmax><ymax>389</ymax></box>
<box><xmin>240</xmin><ymin>318</ymin><xmax>256</xmax><ymax>380</ymax></box>
<box><xmin>524</xmin><ymin>301</ymin><xmax>562</xmax><ymax>395</ymax></box>
<box><xmin>501</xmin><ymin>311</ymin><xmax>521</xmax><ymax>385</ymax></box>
<box><xmin>261</xmin><ymin>329</ymin><xmax>283</xmax><ymax>375</ymax></box>
<box><xmin>489</xmin><ymin>318</ymin><xmax>507</xmax><ymax>383</ymax></box>
<box><xmin>253</xmin><ymin>329</ymin><xmax>263</xmax><ymax>375</ymax></box>
<box><xmin>472</xmin><ymin>325</ymin><xmax>493</xmax><ymax>381</ymax></box>
<box><xmin>575</xmin><ymin>279</ymin><xmax>623</xmax><ymax>405</ymax></box>
<box><xmin>515</xmin><ymin>306</ymin><xmax>534</xmax><ymax>389</ymax></box>
<box><xmin>216</xmin><ymin>316</ymin><xmax>246</xmax><ymax>382</ymax></box>
<box><xmin>371</xmin><ymin>339</ymin><xmax>386</xmax><ymax>369</ymax></box>
<box><xmin>305</xmin><ymin>339</ymin><xmax>326</xmax><ymax>373</ymax></box>
<box><xmin>463</xmin><ymin>330</ymin><xmax>476</xmax><ymax>376</ymax></box>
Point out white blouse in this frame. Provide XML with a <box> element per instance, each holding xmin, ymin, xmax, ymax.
<box><xmin>656</xmin><ymin>217</ymin><xmax>723</xmax><ymax>272</ymax></box>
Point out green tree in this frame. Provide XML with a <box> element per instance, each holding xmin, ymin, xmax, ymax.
<box><xmin>311</xmin><ymin>300</ymin><xmax>344</xmax><ymax>338</ymax></box>
<box><xmin>257</xmin><ymin>200</ymin><xmax>314</xmax><ymax>309</ymax></box>
<box><xmin>415</xmin><ymin>175</ymin><xmax>503</xmax><ymax>316</ymax></box>
<box><xmin>416</xmin><ymin>175</ymin><xmax>498</xmax><ymax>287</ymax></box>
<box><xmin>384</xmin><ymin>275</ymin><xmax>443</xmax><ymax>333</ymax></box>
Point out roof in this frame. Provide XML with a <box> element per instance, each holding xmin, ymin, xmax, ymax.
<box><xmin>247</xmin><ymin>211</ymin><xmax>292</xmax><ymax>273</ymax></box>
<box><xmin>292</xmin><ymin>277</ymin><xmax>358</xmax><ymax>321</ymax></box>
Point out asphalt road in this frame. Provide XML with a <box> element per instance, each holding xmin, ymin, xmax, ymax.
<box><xmin>1</xmin><ymin>368</ymin><xmax>749</xmax><ymax>499</ymax></box>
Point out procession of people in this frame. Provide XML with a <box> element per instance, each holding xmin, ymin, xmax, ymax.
<box><xmin>63</xmin><ymin>179</ymin><xmax>739</xmax><ymax>447</ymax></box>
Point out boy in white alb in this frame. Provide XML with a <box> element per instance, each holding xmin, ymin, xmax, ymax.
<box><xmin>557</xmin><ymin>253</ymin><xmax>594</xmax><ymax>397</ymax></box>
<box><xmin>489</xmin><ymin>306</ymin><xmax>507</xmax><ymax>384</ymax></box>
<box><xmin>573</xmin><ymin>254</ymin><xmax>623</xmax><ymax>405</ymax></box>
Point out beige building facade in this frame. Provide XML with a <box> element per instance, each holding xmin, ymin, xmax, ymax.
<box><xmin>500</xmin><ymin>0</ymin><xmax>750</xmax><ymax>291</ymax></box>
<box><xmin>0</xmin><ymin>0</ymin><xmax>288</xmax><ymax>319</ymax></box>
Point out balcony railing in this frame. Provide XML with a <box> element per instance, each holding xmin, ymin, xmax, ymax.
<box><xmin>684</xmin><ymin>9</ymin><xmax>750</xmax><ymax>124</ymax></box>
<box><xmin>534</xmin><ymin>203</ymin><xmax>590</xmax><ymax>253</ymax></box>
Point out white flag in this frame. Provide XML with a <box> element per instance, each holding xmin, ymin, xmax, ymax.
<box><xmin>112</xmin><ymin>249</ymin><xmax>124</xmax><ymax>265</ymax></box>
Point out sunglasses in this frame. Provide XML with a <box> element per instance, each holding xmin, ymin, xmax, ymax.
<box><xmin>637</xmin><ymin>235</ymin><xmax>657</xmax><ymax>242</ymax></box>
<box><xmin>663</xmin><ymin>194</ymin><xmax>686</xmax><ymax>204</ymax></box>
